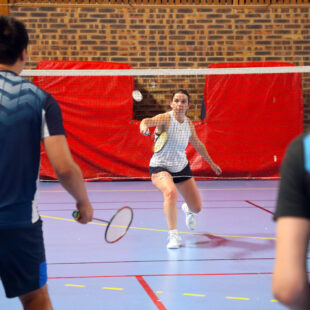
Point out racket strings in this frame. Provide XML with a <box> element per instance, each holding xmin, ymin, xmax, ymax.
<box><xmin>105</xmin><ymin>207</ymin><xmax>133</xmax><ymax>243</ymax></box>
<box><xmin>72</xmin><ymin>206</ymin><xmax>133</xmax><ymax>243</ymax></box>
<box><xmin>153</xmin><ymin>131</ymin><xmax>168</xmax><ymax>153</ymax></box>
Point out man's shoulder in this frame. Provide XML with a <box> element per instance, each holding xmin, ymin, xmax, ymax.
<box><xmin>0</xmin><ymin>72</ymin><xmax>48</xmax><ymax>98</ymax></box>
<box><xmin>286</xmin><ymin>133</ymin><xmax>306</xmax><ymax>155</ymax></box>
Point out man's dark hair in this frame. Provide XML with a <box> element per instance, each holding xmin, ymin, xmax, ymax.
<box><xmin>171</xmin><ymin>89</ymin><xmax>190</xmax><ymax>103</ymax></box>
<box><xmin>0</xmin><ymin>16</ymin><xmax>28</xmax><ymax>65</ymax></box>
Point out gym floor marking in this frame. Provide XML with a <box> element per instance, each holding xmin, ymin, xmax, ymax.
<box><xmin>184</xmin><ymin>293</ymin><xmax>206</xmax><ymax>297</ymax></box>
<box><xmin>40</xmin><ymin>214</ymin><xmax>276</xmax><ymax>241</ymax></box>
<box><xmin>0</xmin><ymin>180</ymin><xmax>284</xmax><ymax>310</ymax></box>
<box><xmin>60</xmin><ymin>284</ymin><xmax>278</xmax><ymax>302</ymax></box>
<box><xmin>40</xmin><ymin>187</ymin><xmax>277</xmax><ymax>193</ymax></box>
<box><xmin>102</xmin><ymin>287</ymin><xmax>124</xmax><ymax>291</ymax></box>
<box><xmin>226</xmin><ymin>296</ymin><xmax>250</xmax><ymax>300</ymax></box>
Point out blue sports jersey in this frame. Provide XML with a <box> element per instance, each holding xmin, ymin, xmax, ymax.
<box><xmin>0</xmin><ymin>70</ymin><xmax>65</xmax><ymax>228</ymax></box>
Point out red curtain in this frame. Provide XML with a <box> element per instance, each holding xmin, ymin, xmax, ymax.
<box><xmin>36</xmin><ymin>61</ymin><xmax>303</xmax><ymax>180</ymax></box>
<box><xmin>189</xmin><ymin>62</ymin><xmax>303</xmax><ymax>178</ymax></box>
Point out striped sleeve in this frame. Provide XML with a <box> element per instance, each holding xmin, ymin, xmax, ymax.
<box><xmin>41</xmin><ymin>94</ymin><xmax>65</xmax><ymax>138</ymax></box>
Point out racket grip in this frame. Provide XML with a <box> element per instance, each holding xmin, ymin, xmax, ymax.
<box><xmin>72</xmin><ymin>210</ymin><xmax>80</xmax><ymax>220</ymax></box>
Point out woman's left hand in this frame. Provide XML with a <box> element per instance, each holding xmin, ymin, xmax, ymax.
<box><xmin>211</xmin><ymin>163</ymin><xmax>222</xmax><ymax>176</ymax></box>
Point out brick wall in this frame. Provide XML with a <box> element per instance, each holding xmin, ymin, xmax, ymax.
<box><xmin>8</xmin><ymin>4</ymin><xmax>310</xmax><ymax>128</ymax></box>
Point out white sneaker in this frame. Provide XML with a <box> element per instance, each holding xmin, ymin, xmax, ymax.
<box><xmin>167</xmin><ymin>231</ymin><xmax>181</xmax><ymax>249</ymax></box>
<box><xmin>182</xmin><ymin>203</ymin><xmax>196</xmax><ymax>231</ymax></box>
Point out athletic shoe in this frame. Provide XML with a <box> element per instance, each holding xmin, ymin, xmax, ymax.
<box><xmin>167</xmin><ymin>231</ymin><xmax>181</xmax><ymax>249</ymax></box>
<box><xmin>182</xmin><ymin>203</ymin><xmax>196</xmax><ymax>231</ymax></box>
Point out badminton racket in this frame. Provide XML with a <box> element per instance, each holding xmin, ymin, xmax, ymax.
<box><xmin>143</xmin><ymin>129</ymin><xmax>168</xmax><ymax>153</ymax></box>
<box><xmin>153</xmin><ymin>131</ymin><xmax>168</xmax><ymax>153</ymax></box>
<box><xmin>72</xmin><ymin>206</ymin><xmax>133</xmax><ymax>243</ymax></box>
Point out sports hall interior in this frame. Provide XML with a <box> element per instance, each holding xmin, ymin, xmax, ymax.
<box><xmin>1</xmin><ymin>1</ymin><xmax>310</xmax><ymax>309</ymax></box>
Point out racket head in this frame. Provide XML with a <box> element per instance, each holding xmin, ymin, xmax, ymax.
<box><xmin>153</xmin><ymin>131</ymin><xmax>168</xmax><ymax>153</ymax></box>
<box><xmin>105</xmin><ymin>206</ymin><xmax>133</xmax><ymax>243</ymax></box>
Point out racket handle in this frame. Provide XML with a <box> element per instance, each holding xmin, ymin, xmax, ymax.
<box><xmin>72</xmin><ymin>210</ymin><xmax>80</xmax><ymax>220</ymax></box>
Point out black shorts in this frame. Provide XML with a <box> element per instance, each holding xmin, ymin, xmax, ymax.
<box><xmin>149</xmin><ymin>163</ymin><xmax>193</xmax><ymax>184</ymax></box>
<box><xmin>0</xmin><ymin>219</ymin><xmax>47</xmax><ymax>298</ymax></box>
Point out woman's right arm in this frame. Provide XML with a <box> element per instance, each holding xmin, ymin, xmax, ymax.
<box><xmin>140</xmin><ymin>113</ymin><xmax>169</xmax><ymax>135</ymax></box>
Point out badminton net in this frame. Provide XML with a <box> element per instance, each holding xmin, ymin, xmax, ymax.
<box><xmin>21</xmin><ymin>63</ymin><xmax>306</xmax><ymax>180</ymax></box>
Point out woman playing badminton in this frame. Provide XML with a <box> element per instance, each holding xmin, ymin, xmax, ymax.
<box><xmin>140</xmin><ymin>89</ymin><xmax>222</xmax><ymax>249</ymax></box>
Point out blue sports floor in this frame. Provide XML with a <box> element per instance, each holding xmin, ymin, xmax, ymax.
<box><xmin>1</xmin><ymin>180</ymin><xmax>307</xmax><ymax>309</ymax></box>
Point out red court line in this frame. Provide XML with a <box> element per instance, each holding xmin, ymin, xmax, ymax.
<box><xmin>136</xmin><ymin>276</ymin><xmax>167</xmax><ymax>310</ymax></box>
<box><xmin>245</xmin><ymin>200</ymin><xmax>274</xmax><ymax>215</ymax></box>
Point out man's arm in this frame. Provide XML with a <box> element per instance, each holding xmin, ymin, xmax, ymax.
<box><xmin>273</xmin><ymin>217</ymin><xmax>310</xmax><ymax>310</ymax></box>
<box><xmin>42</xmin><ymin>135</ymin><xmax>93</xmax><ymax>224</ymax></box>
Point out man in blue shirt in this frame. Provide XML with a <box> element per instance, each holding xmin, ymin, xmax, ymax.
<box><xmin>273</xmin><ymin>134</ymin><xmax>310</xmax><ymax>310</ymax></box>
<box><xmin>0</xmin><ymin>16</ymin><xmax>93</xmax><ymax>309</ymax></box>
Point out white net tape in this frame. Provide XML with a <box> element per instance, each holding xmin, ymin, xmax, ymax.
<box><xmin>21</xmin><ymin>66</ymin><xmax>310</xmax><ymax>77</ymax></box>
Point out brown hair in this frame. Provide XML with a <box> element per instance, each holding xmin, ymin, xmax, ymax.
<box><xmin>171</xmin><ymin>89</ymin><xmax>190</xmax><ymax>103</ymax></box>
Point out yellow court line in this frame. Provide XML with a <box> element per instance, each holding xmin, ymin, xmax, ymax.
<box><xmin>41</xmin><ymin>215</ymin><xmax>75</xmax><ymax>222</ymax></box>
<box><xmin>65</xmin><ymin>284</ymin><xmax>85</xmax><ymax>287</ymax></box>
<box><xmin>226</xmin><ymin>296</ymin><xmax>250</xmax><ymax>300</ymax></box>
<box><xmin>40</xmin><ymin>215</ymin><xmax>275</xmax><ymax>241</ymax></box>
<box><xmin>184</xmin><ymin>293</ymin><xmax>206</xmax><ymax>297</ymax></box>
<box><xmin>102</xmin><ymin>287</ymin><xmax>123</xmax><ymax>291</ymax></box>
<box><xmin>130</xmin><ymin>225</ymin><xmax>276</xmax><ymax>240</ymax></box>
<box><xmin>40</xmin><ymin>187</ymin><xmax>277</xmax><ymax>193</ymax></box>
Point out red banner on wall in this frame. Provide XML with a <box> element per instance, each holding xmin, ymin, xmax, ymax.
<box><xmin>36</xmin><ymin>61</ymin><xmax>303</xmax><ymax>180</ymax></box>
<box><xmin>189</xmin><ymin>62</ymin><xmax>303</xmax><ymax>178</ymax></box>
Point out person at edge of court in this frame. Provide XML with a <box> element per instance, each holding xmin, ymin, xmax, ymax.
<box><xmin>0</xmin><ymin>16</ymin><xmax>93</xmax><ymax>310</ymax></box>
<box><xmin>272</xmin><ymin>133</ymin><xmax>310</xmax><ymax>310</ymax></box>
<box><xmin>140</xmin><ymin>89</ymin><xmax>222</xmax><ymax>249</ymax></box>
